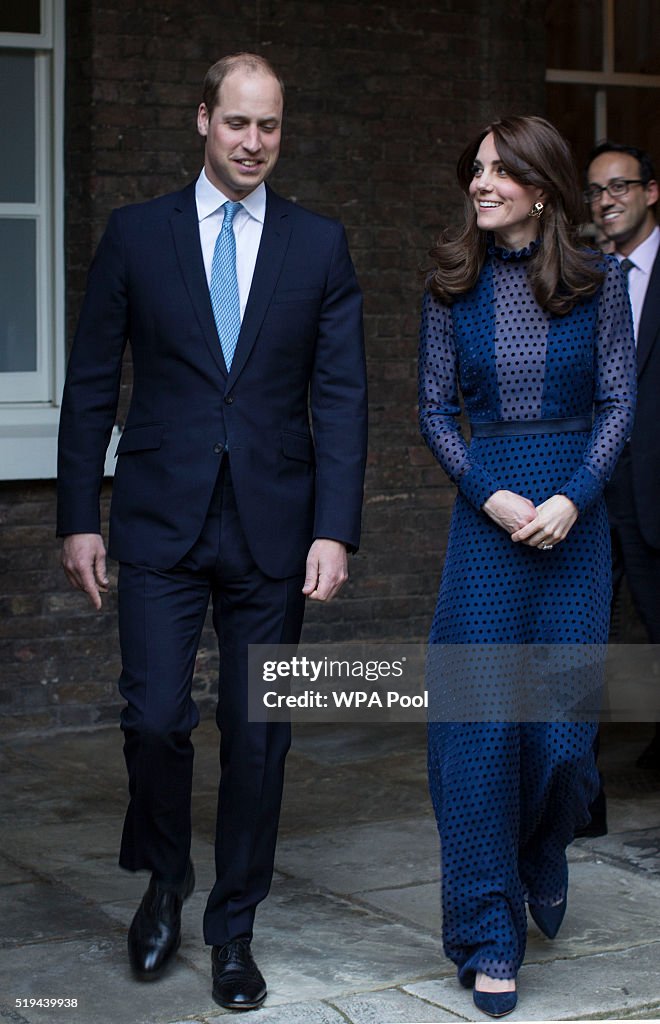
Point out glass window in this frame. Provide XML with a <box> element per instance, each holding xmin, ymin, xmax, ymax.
<box><xmin>0</xmin><ymin>219</ymin><xmax>37</xmax><ymax>372</ymax></box>
<box><xmin>546</xmin><ymin>0</ymin><xmax>602</xmax><ymax>72</ymax></box>
<box><xmin>615</xmin><ymin>2</ymin><xmax>660</xmax><ymax>74</ymax></box>
<box><xmin>0</xmin><ymin>1</ymin><xmax>41</xmax><ymax>35</ymax></box>
<box><xmin>546</xmin><ymin>1</ymin><xmax>660</xmax><ymax>162</ymax></box>
<box><xmin>546</xmin><ymin>83</ymin><xmax>596</xmax><ymax>186</ymax></box>
<box><xmin>606</xmin><ymin>86</ymin><xmax>660</xmax><ymax>150</ymax></box>
<box><xmin>0</xmin><ymin>51</ymin><xmax>36</xmax><ymax>203</ymax></box>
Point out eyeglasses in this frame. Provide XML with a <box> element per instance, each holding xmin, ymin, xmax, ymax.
<box><xmin>583</xmin><ymin>178</ymin><xmax>644</xmax><ymax>204</ymax></box>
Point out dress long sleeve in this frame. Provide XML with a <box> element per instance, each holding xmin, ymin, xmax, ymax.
<box><xmin>418</xmin><ymin>290</ymin><xmax>502</xmax><ymax>510</ymax></box>
<box><xmin>557</xmin><ymin>258</ymin><xmax>636</xmax><ymax>512</ymax></box>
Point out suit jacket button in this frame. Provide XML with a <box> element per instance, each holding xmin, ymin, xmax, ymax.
<box><xmin>224</xmin><ymin>395</ymin><xmax>234</xmax><ymax>405</ymax></box>
<box><xmin>213</xmin><ymin>443</ymin><xmax>223</xmax><ymax>454</ymax></box>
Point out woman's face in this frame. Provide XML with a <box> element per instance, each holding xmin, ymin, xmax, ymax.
<box><xmin>468</xmin><ymin>132</ymin><xmax>545</xmax><ymax>250</ymax></box>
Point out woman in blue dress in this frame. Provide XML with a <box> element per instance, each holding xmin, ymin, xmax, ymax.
<box><xmin>418</xmin><ymin>116</ymin><xmax>636</xmax><ymax>1017</ymax></box>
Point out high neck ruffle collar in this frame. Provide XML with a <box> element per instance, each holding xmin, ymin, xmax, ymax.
<box><xmin>487</xmin><ymin>233</ymin><xmax>541</xmax><ymax>261</ymax></box>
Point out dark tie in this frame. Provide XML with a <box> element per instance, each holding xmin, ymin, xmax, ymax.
<box><xmin>210</xmin><ymin>201</ymin><xmax>243</xmax><ymax>371</ymax></box>
<box><xmin>620</xmin><ymin>257</ymin><xmax>635</xmax><ymax>288</ymax></box>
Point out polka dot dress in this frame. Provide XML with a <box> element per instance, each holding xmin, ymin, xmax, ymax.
<box><xmin>418</xmin><ymin>241</ymin><xmax>636</xmax><ymax>983</ymax></box>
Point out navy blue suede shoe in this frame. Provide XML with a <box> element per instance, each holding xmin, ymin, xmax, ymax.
<box><xmin>529</xmin><ymin>896</ymin><xmax>567</xmax><ymax>939</ymax></box>
<box><xmin>473</xmin><ymin>987</ymin><xmax>518</xmax><ymax>1018</ymax></box>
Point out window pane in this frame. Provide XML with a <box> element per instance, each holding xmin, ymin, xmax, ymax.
<box><xmin>0</xmin><ymin>219</ymin><xmax>37</xmax><ymax>373</ymax></box>
<box><xmin>615</xmin><ymin>1</ymin><xmax>660</xmax><ymax>73</ymax></box>
<box><xmin>606</xmin><ymin>86</ymin><xmax>660</xmax><ymax>157</ymax></box>
<box><xmin>0</xmin><ymin>51</ymin><xmax>35</xmax><ymax>202</ymax></box>
<box><xmin>546</xmin><ymin>0</ymin><xmax>603</xmax><ymax>72</ymax></box>
<box><xmin>0</xmin><ymin>1</ymin><xmax>41</xmax><ymax>34</ymax></box>
<box><xmin>546</xmin><ymin>83</ymin><xmax>598</xmax><ymax>183</ymax></box>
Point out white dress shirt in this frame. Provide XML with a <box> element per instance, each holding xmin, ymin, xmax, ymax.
<box><xmin>618</xmin><ymin>225</ymin><xmax>660</xmax><ymax>344</ymax></box>
<box><xmin>195</xmin><ymin>169</ymin><xmax>266</xmax><ymax>319</ymax></box>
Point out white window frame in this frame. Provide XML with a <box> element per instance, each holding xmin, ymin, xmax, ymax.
<box><xmin>546</xmin><ymin>0</ymin><xmax>660</xmax><ymax>140</ymax></box>
<box><xmin>0</xmin><ymin>53</ymin><xmax>53</xmax><ymax>403</ymax></box>
<box><xmin>0</xmin><ymin>0</ymin><xmax>73</xmax><ymax>479</ymax></box>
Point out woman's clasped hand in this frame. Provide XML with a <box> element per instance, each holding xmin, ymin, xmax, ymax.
<box><xmin>483</xmin><ymin>490</ymin><xmax>579</xmax><ymax>548</ymax></box>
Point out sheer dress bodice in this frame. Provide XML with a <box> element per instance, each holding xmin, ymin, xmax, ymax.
<box><xmin>419</xmin><ymin>246</ymin><xmax>636</xmax><ymax>513</ymax></box>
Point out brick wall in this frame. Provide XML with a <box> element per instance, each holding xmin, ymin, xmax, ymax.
<box><xmin>0</xmin><ymin>0</ymin><xmax>546</xmax><ymax>734</ymax></box>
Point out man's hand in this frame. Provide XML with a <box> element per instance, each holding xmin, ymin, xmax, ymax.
<box><xmin>482</xmin><ymin>490</ymin><xmax>539</xmax><ymax>535</ymax></box>
<box><xmin>511</xmin><ymin>494</ymin><xmax>578</xmax><ymax>548</ymax></box>
<box><xmin>61</xmin><ymin>533</ymin><xmax>109</xmax><ymax>610</ymax></box>
<box><xmin>302</xmin><ymin>539</ymin><xmax>348</xmax><ymax>602</ymax></box>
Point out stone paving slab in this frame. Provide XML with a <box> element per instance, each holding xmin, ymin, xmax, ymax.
<box><xmin>405</xmin><ymin>942</ymin><xmax>660</xmax><ymax>1021</ymax></box>
<box><xmin>0</xmin><ymin>938</ymin><xmax>213</xmax><ymax>1024</ymax></box>
<box><xmin>0</xmin><ymin>734</ymin><xmax>125</xmax><ymax>827</ymax></box>
<box><xmin>275</xmin><ymin>816</ymin><xmax>440</xmax><ymax>894</ymax></box>
<box><xmin>1</xmin><ymin>821</ymin><xmax>146</xmax><ymax>907</ymax></box>
<box><xmin>290</xmin><ymin>723</ymin><xmax>428</xmax><ymax>766</ymax></box>
<box><xmin>206</xmin><ymin>1000</ymin><xmax>347</xmax><ymax>1023</ymax></box>
<box><xmin>0</xmin><ymin>854</ymin><xmax>36</xmax><ymax>886</ymax></box>
<box><xmin>523</xmin><ymin>859</ymin><xmax>660</xmax><ymax>962</ymax></box>
<box><xmin>606</xmin><ymin>794</ymin><xmax>660</xmax><ymax>833</ymax></box>
<box><xmin>330</xmin><ymin>987</ymin><xmax>466</xmax><ymax>1022</ymax></box>
<box><xmin>174</xmin><ymin>878</ymin><xmax>442</xmax><ymax>1006</ymax></box>
<box><xmin>2</xmin><ymin>820</ymin><xmax>222</xmax><ymax>905</ymax></box>
<box><xmin>587</xmin><ymin>826</ymin><xmax>660</xmax><ymax>875</ymax></box>
<box><xmin>353</xmin><ymin>881</ymin><xmax>442</xmax><ymax>935</ymax></box>
<box><xmin>0</xmin><ymin>882</ymin><xmax>109</xmax><ymax>946</ymax></box>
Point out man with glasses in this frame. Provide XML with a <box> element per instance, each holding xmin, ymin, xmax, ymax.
<box><xmin>585</xmin><ymin>143</ymin><xmax>660</xmax><ymax>772</ymax></box>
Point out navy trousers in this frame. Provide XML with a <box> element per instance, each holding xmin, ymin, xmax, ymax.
<box><xmin>607</xmin><ymin>448</ymin><xmax>660</xmax><ymax>645</ymax></box>
<box><xmin>116</xmin><ymin>462</ymin><xmax>306</xmax><ymax>945</ymax></box>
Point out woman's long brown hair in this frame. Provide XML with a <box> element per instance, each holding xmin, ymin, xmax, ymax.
<box><xmin>428</xmin><ymin>116</ymin><xmax>603</xmax><ymax>315</ymax></box>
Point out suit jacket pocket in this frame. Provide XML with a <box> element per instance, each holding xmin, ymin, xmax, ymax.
<box><xmin>115</xmin><ymin>423</ymin><xmax>164</xmax><ymax>456</ymax></box>
<box><xmin>281</xmin><ymin>430</ymin><xmax>314</xmax><ymax>464</ymax></box>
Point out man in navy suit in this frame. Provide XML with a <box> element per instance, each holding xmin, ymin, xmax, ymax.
<box><xmin>58</xmin><ymin>53</ymin><xmax>367</xmax><ymax>1011</ymax></box>
<box><xmin>585</xmin><ymin>143</ymin><xmax>660</xmax><ymax>771</ymax></box>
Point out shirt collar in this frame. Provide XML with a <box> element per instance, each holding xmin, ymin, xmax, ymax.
<box><xmin>618</xmin><ymin>224</ymin><xmax>660</xmax><ymax>276</ymax></box>
<box><xmin>195</xmin><ymin>168</ymin><xmax>266</xmax><ymax>224</ymax></box>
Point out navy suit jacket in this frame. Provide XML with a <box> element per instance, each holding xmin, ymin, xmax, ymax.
<box><xmin>607</xmin><ymin>242</ymin><xmax>660</xmax><ymax>549</ymax></box>
<box><xmin>57</xmin><ymin>183</ymin><xmax>368</xmax><ymax>577</ymax></box>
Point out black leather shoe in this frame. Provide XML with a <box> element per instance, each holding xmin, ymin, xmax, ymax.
<box><xmin>127</xmin><ymin>861</ymin><xmax>195</xmax><ymax>981</ymax></box>
<box><xmin>211</xmin><ymin>939</ymin><xmax>266</xmax><ymax>1011</ymax></box>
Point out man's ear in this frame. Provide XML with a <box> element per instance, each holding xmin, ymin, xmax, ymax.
<box><xmin>197</xmin><ymin>103</ymin><xmax>209</xmax><ymax>139</ymax></box>
<box><xmin>645</xmin><ymin>178</ymin><xmax>659</xmax><ymax>208</ymax></box>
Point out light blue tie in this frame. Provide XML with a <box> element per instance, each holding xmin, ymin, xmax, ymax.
<box><xmin>210</xmin><ymin>201</ymin><xmax>243</xmax><ymax>371</ymax></box>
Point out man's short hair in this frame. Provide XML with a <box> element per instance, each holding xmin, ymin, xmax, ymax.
<box><xmin>202</xmin><ymin>53</ymin><xmax>285</xmax><ymax>114</ymax></box>
<box><xmin>586</xmin><ymin>141</ymin><xmax>656</xmax><ymax>186</ymax></box>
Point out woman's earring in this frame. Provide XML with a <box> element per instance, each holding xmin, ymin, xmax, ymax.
<box><xmin>528</xmin><ymin>202</ymin><xmax>544</xmax><ymax>219</ymax></box>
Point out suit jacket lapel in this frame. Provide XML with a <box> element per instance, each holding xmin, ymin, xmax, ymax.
<box><xmin>170</xmin><ymin>182</ymin><xmax>228</xmax><ymax>378</ymax></box>
<box><xmin>636</xmin><ymin>246</ymin><xmax>660</xmax><ymax>378</ymax></box>
<box><xmin>227</xmin><ymin>186</ymin><xmax>292</xmax><ymax>385</ymax></box>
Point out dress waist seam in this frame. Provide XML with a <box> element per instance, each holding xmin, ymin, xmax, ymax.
<box><xmin>470</xmin><ymin>417</ymin><xmax>592</xmax><ymax>438</ymax></box>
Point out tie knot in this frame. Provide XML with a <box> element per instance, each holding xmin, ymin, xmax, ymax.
<box><xmin>222</xmin><ymin>201</ymin><xmax>242</xmax><ymax>228</ymax></box>
<box><xmin>620</xmin><ymin>257</ymin><xmax>635</xmax><ymax>277</ymax></box>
